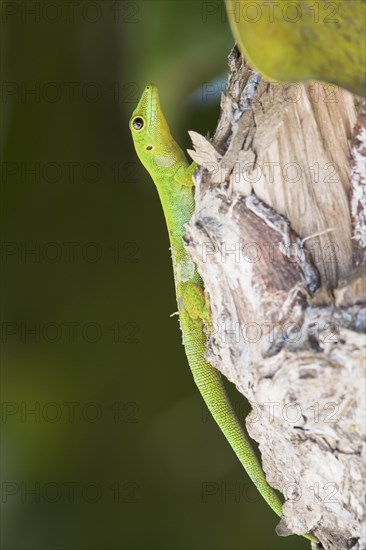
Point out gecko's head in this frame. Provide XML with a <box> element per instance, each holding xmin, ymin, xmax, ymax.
<box><xmin>129</xmin><ymin>83</ymin><xmax>183</xmax><ymax>174</ymax></box>
<box><xmin>130</xmin><ymin>84</ymin><xmax>167</xmax><ymax>151</ymax></box>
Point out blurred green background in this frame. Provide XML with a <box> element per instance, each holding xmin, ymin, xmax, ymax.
<box><xmin>1</xmin><ymin>1</ymin><xmax>308</xmax><ymax>549</ymax></box>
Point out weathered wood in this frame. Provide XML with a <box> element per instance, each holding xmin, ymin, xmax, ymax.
<box><xmin>185</xmin><ymin>47</ymin><xmax>366</xmax><ymax>550</ymax></box>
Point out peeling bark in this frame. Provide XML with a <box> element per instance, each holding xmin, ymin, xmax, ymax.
<box><xmin>185</xmin><ymin>47</ymin><xmax>366</xmax><ymax>549</ymax></box>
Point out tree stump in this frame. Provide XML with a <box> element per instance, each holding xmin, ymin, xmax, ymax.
<box><xmin>185</xmin><ymin>47</ymin><xmax>366</xmax><ymax>550</ymax></box>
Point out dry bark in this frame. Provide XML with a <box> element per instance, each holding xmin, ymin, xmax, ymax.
<box><xmin>185</xmin><ymin>47</ymin><xmax>366</xmax><ymax>549</ymax></box>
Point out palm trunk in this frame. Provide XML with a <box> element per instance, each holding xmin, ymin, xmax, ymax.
<box><xmin>185</xmin><ymin>46</ymin><xmax>366</xmax><ymax>550</ymax></box>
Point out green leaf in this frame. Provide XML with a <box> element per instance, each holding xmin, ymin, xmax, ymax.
<box><xmin>225</xmin><ymin>0</ymin><xmax>365</xmax><ymax>96</ymax></box>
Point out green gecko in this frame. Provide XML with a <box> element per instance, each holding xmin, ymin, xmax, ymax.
<box><xmin>129</xmin><ymin>84</ymin><xmax>316</xmax><ymax>544</ymax></box>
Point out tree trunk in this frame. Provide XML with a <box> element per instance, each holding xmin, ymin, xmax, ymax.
<box><xmin>186</xmin><ymin>46</ymin><xmax>366</xmax><ymax>550</ymax></box>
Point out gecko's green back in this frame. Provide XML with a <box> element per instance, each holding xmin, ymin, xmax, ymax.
<box><xmin>129</xmin><ymin>84</ymin><xmax>316</xmax><ymax>544</ymax></box>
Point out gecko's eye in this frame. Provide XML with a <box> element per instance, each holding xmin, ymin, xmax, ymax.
<box><xmin>132</xmin><ymin>117</ymin><xmax>145</xmax><ymax>131</ymax></box>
